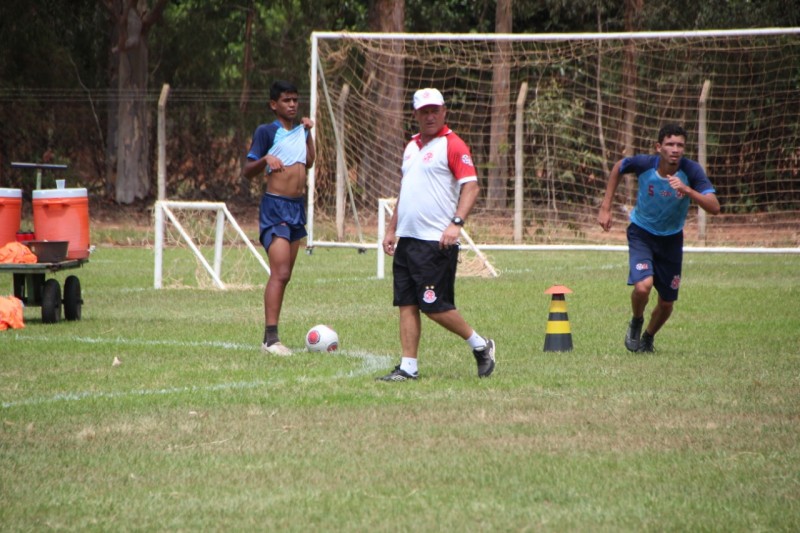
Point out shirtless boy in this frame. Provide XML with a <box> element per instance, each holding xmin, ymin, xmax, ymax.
<box><xmin>243</xmin><ymin>80</ymin><xmax>315</xmax><ymax>356</ymax></box>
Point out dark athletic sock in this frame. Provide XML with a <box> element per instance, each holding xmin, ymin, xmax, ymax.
<box><xmin>264</xmin><ymin>325</ymin><xmax>279</xmax><ymax>346</ymax></box>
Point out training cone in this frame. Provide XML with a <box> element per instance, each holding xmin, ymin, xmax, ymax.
<box><xmin>543</xmin><ymin>285</ymin><xmax>573</xmax><ymax>352</ymax></box>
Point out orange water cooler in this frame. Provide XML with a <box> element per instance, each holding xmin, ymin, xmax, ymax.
<box><xmin>33</xmin><ymin>188</ymin><xmax>91</xmax><ymax>259</ymax></box>
<box><xmin>0</xmin><ymin>188</ymin><xmax>23</xmax><ymax>246</ymax></box>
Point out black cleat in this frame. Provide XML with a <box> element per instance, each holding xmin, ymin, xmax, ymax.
<box><xmin>376</xmin><ymin>365</ymin><xmax>418</xmax><ymax>382</ymax></box>
<box><xmin>637</xmin><ymin>332</ymin><xmax>655</xmax><ymax>353</ymax></box>
<box><xmin>625</xmin><ymin>317</ymin><xmax>644</xmax><ymax>352</ymax></box>
<box><xmin>473</xmin><ymin>338</ymin><xmax>496</xmax><ymax>378</ymax></box>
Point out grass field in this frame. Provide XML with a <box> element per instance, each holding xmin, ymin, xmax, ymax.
<box><xmin>2</xmin><ymin>244</ymin><xmax>799</xmax><ymax>531</ymax></box>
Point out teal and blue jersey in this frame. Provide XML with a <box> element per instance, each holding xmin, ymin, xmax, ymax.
<box><xmin>247</xmin><ymin>120</ymin><xmax>308</xmax><ymax>168</ymax></box>
<box><xmin>623</xmin><ymin>155</ymin><xmax>715</xmax><ymax>236</ymax></box>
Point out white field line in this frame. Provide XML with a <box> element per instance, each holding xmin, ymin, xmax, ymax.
<box><xmin>2</xmin><ymin>380</ymin><xmax>267</xmax><ymax>409</ymax></box>
<box><xmin>3</xmin><ymin>335</ymin><xmax>392</xmax><ymax>409</ymax></box>
<box><xmin>13</xmin><ymin>333</ymin><xmax>255</xmax><ymax>351</ymax></box>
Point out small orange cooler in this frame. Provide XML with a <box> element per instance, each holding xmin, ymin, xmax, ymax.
<box><xmin>0</xmin><ymin>188</ymin><xmax>23</xmax><ymax>246</ymax></box>
<box><xmin>33</xmin><ymin>188</ymin><xmax>90</xmax><ymax>260</ymax></box>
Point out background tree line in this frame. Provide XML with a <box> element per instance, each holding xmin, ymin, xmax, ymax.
<box><xmin>0</xmin><ymin>0</ymin><xmax>797</xmax><ymax>205</ymax></box>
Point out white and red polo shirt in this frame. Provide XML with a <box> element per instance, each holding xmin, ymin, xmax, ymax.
<box><xmin>396</xmin><ymin>126</ymin><xmax>478</xmax><ymax>241</ymax></box>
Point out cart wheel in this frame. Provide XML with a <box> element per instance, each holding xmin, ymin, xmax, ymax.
<box><xmin>42</xmin><ymin>278</ymin><xmax>62</xmax><ymax>324</ymax></box>
<box><xmin>64</xmin><ymin>275</ymin><xmax>82</xmax><ymax>321</ymax></box>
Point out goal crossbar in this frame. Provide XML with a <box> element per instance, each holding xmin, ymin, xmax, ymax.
<box><xmin>312</xmin><ymin>28</ymin><xmax>800</xmax><ymax>43</ymax></box>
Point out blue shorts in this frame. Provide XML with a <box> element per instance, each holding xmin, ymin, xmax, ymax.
<box><xmin>258</xmin><ymin>193</ymin><xmax>307</xmax><ymax>251</ymax></box>
<box><xmin>627</xmin><ymin>223</ymin><xmax>683</xmax><ymax>302</ymax></box>
<box><xmin>392</xmin><ymin>238</ymin><xmax>458</xmax><ymax>313</ymax></box>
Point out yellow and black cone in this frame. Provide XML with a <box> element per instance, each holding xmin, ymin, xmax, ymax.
<box><xmin>543</xmin><ymin>285</ymin><xmax>573</xmax><ymax>352</ymax></box>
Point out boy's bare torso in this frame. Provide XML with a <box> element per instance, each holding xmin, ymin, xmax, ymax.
<box><xmin>266</xmin><ymin>162</ymin><xmax>306</xmax><ymax>197</ymax></box>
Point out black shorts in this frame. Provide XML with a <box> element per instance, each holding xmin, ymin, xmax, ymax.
<box><xmin>392</xmin><ymin>237</ymin><xmax>458</xmax><ymax>313</ymax></box>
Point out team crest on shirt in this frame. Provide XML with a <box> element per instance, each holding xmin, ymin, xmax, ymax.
<box><xmin>423</xmin><ymin>286</ymin><xmax>437</xmax><ymax>304</ymax></box>
<box><xmin>423</xmin><ymin>152</ymin><xmax>434</xmax><ymax>163</ymax></box>
<box><xmin>671</xmin><ymin>275</ymin><xmax>681</xmax><ymax>290</ymax></box>
<box><xmin>461</xmin><ymin>154</ymin><xmax>474</xmax><ymax>167</ymax></box>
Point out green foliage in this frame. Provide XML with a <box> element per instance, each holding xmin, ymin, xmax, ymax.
<box><xmin>643</xmin><ymin>0</ymin><xmax>800</xmax><ymax>30</ymax></box>
<box><xmin>2</xmin><ymin>0</ymin><xmax>798</xmax><ymax>94</ymax></box>
<box><xmin>1</xmin><ymin>0</ymin><xmax>799</xmax><ymax>203</ymax></box>
<box><xmin>152</xmin><ymin>0</ymin><xmax>251</xmax><ymax>89</ymax></box>
<box><xmin>525</xmin><ymin>78</ymin><xmax>603</xmax><ymax>200</ymax></box>
<box><xmin>0</xmin><ymin>0</ymin><xmax>105</xmax><ymax>88</ymax></box>
<box><xmin>149</xmin><ymin>0</ymin><xmax>369</xmax><ymax>95</ymax></box>
<box><xmin>406</xmin><ymin>0</ymin><xmax>495</xmax><ymax>33</ymax></box>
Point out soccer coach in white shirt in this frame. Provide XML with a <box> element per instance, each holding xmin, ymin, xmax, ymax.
<box><xmin>377</xmin><ymin>88</ymin><xmax>496</xmax><ymax>382</ymax></box>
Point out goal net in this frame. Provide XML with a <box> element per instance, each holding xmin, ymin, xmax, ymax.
<box><xmin>153</xmin><ymin>201</ymin><xmax>269</xmax><ymax>290</ymax></box>
<box><xmin>309</xmin><ymin>29</ymin><xmax>800</xmax><ymax>252</ymax></box>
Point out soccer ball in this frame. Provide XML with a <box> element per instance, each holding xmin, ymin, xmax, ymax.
<box><xmin>305</xmin><ymin>324</ymin><xmax>339</xmax><ymax>353</ymax></box>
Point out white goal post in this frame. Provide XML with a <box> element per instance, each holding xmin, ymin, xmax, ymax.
<box><xmin>153</xmin><ymin>200</ymin><xmax>270</xmax><ymax>290</ymax></box>
<box><xmin>308</xmin><ymin>29</ymin><xmax>800</xmax><ymax>254</ymax></box>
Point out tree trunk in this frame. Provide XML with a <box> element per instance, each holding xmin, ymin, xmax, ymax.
<box><xmin>105</xmin><ymin>17</ymin><xmax>119</xmax><ymax>198</ymax></box>
<box><xmin>365</xmin><ymin>0</ymin><xmax>405</xmax><ymax>200</ymax></box>
<box><xmin>102</xmin><ymin>0</ymin><xmax>169</xmax><ymax>204</ymax></box>
<box><xmin>115</xmin><ymin>19</ymin><xmax>150</xmax><ymax>204</ymax></box>
<box><xmin>487</xmin><ymin>0</ymin><xmax>512</xmax><ymax>210</ymax></box>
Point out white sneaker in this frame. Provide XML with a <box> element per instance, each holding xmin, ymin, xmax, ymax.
<box><xmin>262</xmin><ymin>342</ymin><xmax>292</xmax><ymax>356</ymax></box>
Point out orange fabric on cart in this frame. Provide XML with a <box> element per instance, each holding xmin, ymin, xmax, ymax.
<box><xmin>0</xmin><ymin>295</ymin><xmax>25</xmax><ymax>330</ymax></box>
<box><xmin>0</xmin><ymin>242</ymin><xmax>37</xmax><ymax>264</ymax></box>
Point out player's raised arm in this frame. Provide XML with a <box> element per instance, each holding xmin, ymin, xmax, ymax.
<box><xmin>301</xmin><ymin>117</ymin><xmax>315</xmax><ymax>169</ymax></box>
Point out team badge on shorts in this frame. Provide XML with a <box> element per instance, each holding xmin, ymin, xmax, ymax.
<box><xmin>671</xmin><ymin>275</ymin><xmax>681</xmax><ymax>290</ymax></box>
<box><xmin>423</xmin><ymin>286</ymin><xmax>437</xmax><ymax>304</ymax></box>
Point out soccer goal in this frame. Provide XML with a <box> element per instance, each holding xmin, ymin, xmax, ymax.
<box><xmin>152</xmin><ymin>85</ymin><xmax>271</xmax><ymax>290</ymax></box>
<box><xmin>153</xmin><ymin>200</ymin><xmax>269</xmax><ymax>290</ymax></box>
<box><xmin>308</xmin><ymin>29</ymin><xmax>800</xmax><ymax>254</ymax></box>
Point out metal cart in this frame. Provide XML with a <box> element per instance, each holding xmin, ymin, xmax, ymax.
<box><xmin>1</xmin><ymin>259</ymin><xmax>87</xmax><ymax>323</ymax></box>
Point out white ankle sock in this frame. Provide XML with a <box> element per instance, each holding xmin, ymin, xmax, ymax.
<box><xmin>466</xmin><ymin>331</ymin><xmax>486</xmax><ymax>351</ymax></box>
<box><xmin>400</xmin><ymin>357</ymin><xmax>418</xmax><ymax>375</ymax></box>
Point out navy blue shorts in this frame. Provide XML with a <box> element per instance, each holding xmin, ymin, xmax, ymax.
<box><xmin>627</xmin><ymin>223</ymin><xmax>683</xmax><ymax>302</ymax></box>
<box><xmin>258</xmin><ymin>193</ymin><xmax>307</xmax><ymax>251</ymax></box>
<box><xmin>392</xmin><ymin>238</ymin><xmax>458</xmax><ymax>313</ymax></box>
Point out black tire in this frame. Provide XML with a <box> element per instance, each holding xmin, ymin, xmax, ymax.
<box><xmin>42</xmin><ymin>279</ymin><xmax>62</xmax><ymax>324</ymax></box>
<box><xmin>64</xmin><ymin>275</ymin><xmax>82</xmax><ymax>321</ymax></box>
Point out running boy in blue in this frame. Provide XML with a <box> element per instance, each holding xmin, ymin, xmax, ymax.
<box><xmin>598</xmin><ymin>124</ymin><xmax>720</xmax><ymax>352</ymax></box>
<box><xmin>243</xmin><ymin>80</ymin><xmax>315</xmax><ymax>356</ymax></box>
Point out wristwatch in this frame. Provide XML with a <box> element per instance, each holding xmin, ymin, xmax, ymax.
<box><xmin>451</xmin><ymin>216</ymin><xmax>465</xmax><ymax>226</ymax></box>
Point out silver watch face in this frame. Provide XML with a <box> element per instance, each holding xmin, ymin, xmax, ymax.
<box><xmin>452</xmin><ymin>217</ymin><xmax>464</xmax><ymax>225</ymax></box>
